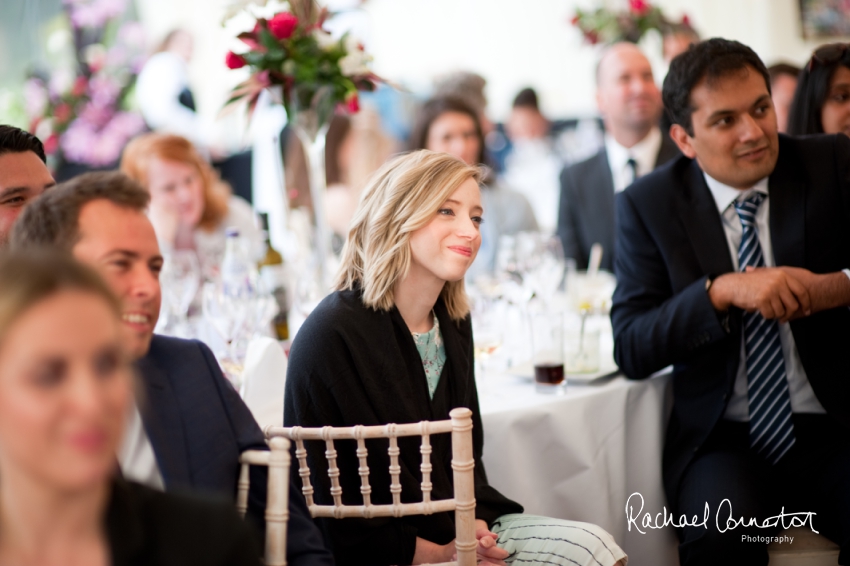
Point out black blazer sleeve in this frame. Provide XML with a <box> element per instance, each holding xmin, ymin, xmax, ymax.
<box><xmin>557</xmin><ymin>164</ymin><xmax>587</xmax><ymax>267</ymax></box>
<box><xmin>196</xmin><ymin>341</ymin><xmax>333</xmax><ymax>566</ymax></box>
<box><xmin>611</xmin><ymin>190</ymin><xmax>729</xmax><ymax>379</ymax></box>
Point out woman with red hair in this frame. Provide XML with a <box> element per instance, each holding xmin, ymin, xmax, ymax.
<box><xmin>121</xmin><ymin>133</ymin><xmax>263</xmax><ymax>275</ymax></box>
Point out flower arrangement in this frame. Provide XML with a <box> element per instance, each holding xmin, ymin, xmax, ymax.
<box><xmin>572</xmin><ymin>0</ymin><xmax>691</xmax><ymax>45</ymax></box>
<box><xmin>24</xmin><ymin>0</ymin><xmax>146</xmax><ymax>167</ymax></box>
<box><xmin>224</xmin><ymin>1</ymin><xmax>380</xmax><ymax>124</ymax></box>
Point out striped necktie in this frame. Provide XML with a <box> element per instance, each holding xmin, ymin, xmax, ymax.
<box><xmin>734</xmin><ymin>192</ymin><xmax>795</xmax><ymax>465</ymax></box>
<box><xmin>626</xmin><ymin>157</ymin><xmax>639</xmax><ymax>185</ymax></box>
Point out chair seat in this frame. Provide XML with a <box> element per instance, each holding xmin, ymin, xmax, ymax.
<box><xmin>768</xmin><ymin>527</ymin><xmax>839</xmax><ymax>566</ymax></box>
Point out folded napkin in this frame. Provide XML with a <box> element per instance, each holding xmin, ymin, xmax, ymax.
<box><xmin>240</xmin><ymin>336</ymin><xmax>287</xmax><ymax>430</ymax></box>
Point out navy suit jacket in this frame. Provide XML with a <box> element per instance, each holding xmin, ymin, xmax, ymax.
<box><xmin>135</xmin><ymin>335</ymin><xmax>333</xmax><ymax>566</ymax></box>
<box><xmin>557</xmin><ymin>133</ymin><xmax>679</xmax><ymax>271</ymax></box>
<box><xmin>611</xmin><ymin>134</ymin><xmax>850</xmax><ymax>511</ymax></box>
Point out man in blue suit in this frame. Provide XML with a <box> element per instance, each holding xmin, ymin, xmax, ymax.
<box><xmin>11</xmin><ymin>171</ymin><xmax>333</xmax><ymax>566</ymax></box>
<box><xmin>612</xmin><ymin>39</ymin><xmax>850</xmax><ymax>565</ymax></box>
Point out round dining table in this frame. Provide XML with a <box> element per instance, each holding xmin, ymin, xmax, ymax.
<box><xmin>478</xmin><ymin>370</ymin><xmax>680</xmax><ymax>566</ymax></box>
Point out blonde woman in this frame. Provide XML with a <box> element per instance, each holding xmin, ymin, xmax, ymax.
<box><xmin>0</xmin><ymin>251</ymin><xmax>260</xmax><ymax>565</ymax></box>
<box><xmin>284</xmin><ymin>151</ymin><xmax>627</xmax><ymax>566</ymax></box>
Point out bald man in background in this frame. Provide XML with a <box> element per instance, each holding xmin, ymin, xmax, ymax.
<box><xmin>0</xmin><ymin>125</ymin><xmax>54</xmax><ymax>247</ymax></box>
<box><xmin>557</xmin><ymin>43</ymin><xmax>679</xmax><ymax>271</ymax></box>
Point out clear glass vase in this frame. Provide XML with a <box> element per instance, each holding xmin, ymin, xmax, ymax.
<box><xmin>289</xmin><ymin>84</ymin><xmax>336</xmax><ymax>291</ymax></box>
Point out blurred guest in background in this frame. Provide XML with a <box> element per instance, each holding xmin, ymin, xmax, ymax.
<box><xmin>136</xmin><ymin>29</ymin><xmax>253</xmax><ymax>203</ymax></box>
<box><xmin>285</xmin><ymin>150</ymin><xmax>627</xmax><ymax>566</ymax></box>
<box><xmin>768</xmin><ymin>62</ymin><xmax>801</xmax><ymax>133</ymax></box>
<box><xmin>0</xmin><ymin>251</ymin><xmax>261</xmax><ymax>565</ymax></box>
<box><xmin>501</xmin><ymin>87</ymin><xmax>562</xmax><ymax>233</ymax></box>
<box><xmin>788</xmin><ymin>43</ymin><xmax>850</xmax><ymax>138</ymax></box>
<box><xmin>614</xmin><ymin>38</ymin><xmax>850</xmax><ymax>565</ymax></box>
<box><xmin>121</xmin><ymin>133</ymin><xmax>264</xmax><ymax>279</ymax></box>
<box><xmin>662</xmin><ymin>22</ymin><xmax>700</xmax><ymax>65</ymax></box>
<box><xmin>410</xmin><ymin>96</ymin><xmax>537</xmax><ymax>279</ymax></box>
<box><xmin>558</xmin><ymin>42</ymin><xmax>678</xmax><ymax>272</ymax></box>
<box><xmin>136</xmin><ymin>28</ymin><xmax>210</xmax><ymax>151</ymax></box>
<box><xmin>9</xmin><ymin>173</ymin><xmax>334</xmax><ymax>566</ymax></box>
<box><xmin>285</xmin><ymin>111</ymin><xmax>396</xmax><ymax>245</ymax></box>
<box><xmin>432</xmin><ymin>71</ymin><xmax>511</xmax><ymax>172</ymax></box>
<box><xmin>0</xmin><ymin>125</ymin><xmax>54</xmax><ymax>247</ymax></box>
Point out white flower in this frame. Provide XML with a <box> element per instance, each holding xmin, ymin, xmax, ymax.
<box><xmin>312</xmin><ymin>28</ymin><xmax>338</xmax><ymax>51</ymax></box>
<box><xmin>339</xmin><ymin>50</ymin><xmax>372</xmax><ymax>77</ymax></box>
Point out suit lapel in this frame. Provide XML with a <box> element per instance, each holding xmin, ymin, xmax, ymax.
<box><xmin>586</xmin><ymin>150</ymin><xmax>616</xmax><ymax>263</ymax></box>
<box><xmin>676</xmin><ymin>160</ymin><xmax>736</xmax><ymax>277</ymax></box>
<box><xmin>134</xmin><ymin>347</ymin><xmax>192</xmax><ymax>489</ymax></box>
<box><xmin>768</xmin><ymin>141</ymin><xmax>806</xmax><ymax>268</ymax></box>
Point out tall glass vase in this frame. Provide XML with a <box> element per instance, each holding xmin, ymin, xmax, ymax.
<box><xmin>290</xmin><ymin>84</ymin><xmax>336</xmax><ymax>291</ymax></box>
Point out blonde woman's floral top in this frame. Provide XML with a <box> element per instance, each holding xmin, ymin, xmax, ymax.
<box><xmin>411</xmin><ymin>312</ymin><xmax>446</xmax><ymax>399</ymax></box>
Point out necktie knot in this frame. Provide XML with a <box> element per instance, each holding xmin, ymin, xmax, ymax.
<box><xmin>733</xmin><ymin>191</ymin><xmax>765</xmax><ymax>227</ymax></box>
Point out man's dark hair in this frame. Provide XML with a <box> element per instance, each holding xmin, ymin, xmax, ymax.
<box><xmin>409</xmin><ymin>95</ymin><xmax>486</xmax><ymax>166</ymax></box>
<box><xmin>10</xmin><ymin>171</ymin><xmax>149</xmax><ymax>251</ymax></box>
<box><xmin>512</xmin><ymin>88</ymin><xmax>539</xmax><ymax>110</ymax></box>
<box><xmin>662</xmin><ymin>38</ymin><xmax>771</xmax><ymax>135</ymax></box>
<box><xmin>787</xmin><ymin>44</ymin><xmax>850</xmax><ymax>136</ymax></box>
<box><xmin>0</xmin><ymin>125</ymin><xmax>46</xmax><ymax>162</ymax></box>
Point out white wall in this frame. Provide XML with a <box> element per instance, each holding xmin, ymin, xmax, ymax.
<box><xmin>135</xmin><ymin>0</ymin><xmax>849</xmax><ymax>125</ymax></box>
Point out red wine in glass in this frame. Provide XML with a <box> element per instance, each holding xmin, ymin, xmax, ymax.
<box><xmin>534</xmin><ymin>363</ymin><xmax>565</xmax><ymax>385</ymax></box>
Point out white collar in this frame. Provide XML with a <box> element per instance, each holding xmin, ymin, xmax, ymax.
<box><xmin>703</xmin><ymin>172</ymin><xmax>769</xmax><ymax>214</ymax></box>
<box><xmin>604</xmin><ymin>126</ymin><xmax>662</xmax><ymax>175</ymax></box>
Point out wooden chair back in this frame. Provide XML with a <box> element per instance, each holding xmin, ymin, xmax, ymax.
<box><xmin>237</xmin><ymin>437</ymin><xmax>291</xmax><ymax>566</ymax></box>
<box><xmin>265</xmin><ymin>407</ymin><xmax>477</xmax><ymax>566</ymax></box>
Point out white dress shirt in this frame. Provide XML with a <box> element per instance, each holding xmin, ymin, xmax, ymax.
<box><xmin>118</xmin><ymin>402</ymin><xmax>165</xmax><ymax>490</ymax></box>
<box><xmin>702</xmin><ymin>172</ymin><xmax>826</xmax><ymax>420</ymax></box>
<box><xmin>604</xmin><ymin>126</ymin><xmax>662</xmax><ymax>193</ymax></box>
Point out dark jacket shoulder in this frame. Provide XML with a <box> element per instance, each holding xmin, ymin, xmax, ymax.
<box><xmin>108</xmin><ymin>479</ymin><xmax>261</xmax><ymax>566</ymax></box>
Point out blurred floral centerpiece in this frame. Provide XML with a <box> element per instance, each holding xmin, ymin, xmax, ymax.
<box><xmin>24</xmin><ymin>0</ymin><xmax>146</xmax><ymax>171</ymax></box>
<box><xmin>224</xmin><ymin>0</ymin><xmax>380</xmax><ymax>129</ymax></box>
<box><xmin>572</xmin><ymin>0</ymin><xmax>688</xmax><ymax>45</ymax></box>
<box><xmin>225</xmin><ymin>0</ymin><xmax>383</xmax><ymax>290</ymax></box>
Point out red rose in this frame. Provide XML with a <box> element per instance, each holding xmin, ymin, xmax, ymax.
<box><xmin>43</xmin><ymin>134</ymin><xmax>58</xmax><ymax>155</ymax></box>
<box><xmin>585</xmin><ymin>30</ymin><xmax>599</xmax><ymax>44</ymax></box>
<box><xmin>571</xmin><ymin>15</ymin><xmax>580</xmax><ymax>25</ymax></box>
<box><xmin>629</xmin><ymin>0</ymin><xmax>649</xmax><ymax>14</ymax></box>
<box><xmin>268</xmin><ymin>12</ymin><xmax>298</xmax><ymax>40</ymax></box>
<box><xmin>682</xmin><ymin>14</ymin><xmax>691</xmax><ymax>26</ymax></box>
<box><xmin>225</xmin><ymin>51</ymin><xmax>247</xmax><ymax>69</ymax></box>
<box><xmin>345</xmin><ymin>92</ymin><xmax>359</xmax><ymax>114</ymax></box>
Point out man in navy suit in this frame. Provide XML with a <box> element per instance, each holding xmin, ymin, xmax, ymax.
<box><xmin>11</xmin><ymin>171</ymin><xmax>333</xmax><ymax>566</ymax></box>
<box><xmin>612</xmin><ymin>38</ymin><xmax>850</xmax><ymax>565</ymax></box>
<box><xmin>557</xmin><ymin>43</ymin><xmax>678</xmax><ymax>271</ymax></box>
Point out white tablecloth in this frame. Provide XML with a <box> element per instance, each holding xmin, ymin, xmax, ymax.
<box><xmin>479</xmin><ymin>373</ymin><xmax>679</xmax><ymax>566</ymax></box>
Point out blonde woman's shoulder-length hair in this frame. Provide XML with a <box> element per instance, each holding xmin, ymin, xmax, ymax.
<box><xmin>335</xmin><ymin>150</ymin><xmax>483</xmax><ymax>322</ymax></box>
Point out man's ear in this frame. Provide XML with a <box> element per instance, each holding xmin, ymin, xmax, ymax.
<box><xmin>670</xmin><ymin>123</ymin><xmax>697</xmax><ymax>159</ymax></box>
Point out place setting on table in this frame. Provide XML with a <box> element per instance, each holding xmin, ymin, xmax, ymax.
<box><xmin>469</xmin><ymin>233</ymin><xmax>620</xmax><ymax>409</ymax></box>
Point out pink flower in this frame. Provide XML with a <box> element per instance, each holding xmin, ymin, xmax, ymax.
<box><xmin>682</xmin><ymin>14</ymin><xmax>691</xmax><ymax>26</ymax></box>
<box><xmin>55</xmin><ymin>103</ymin><xmax>72</xmax><ymax>124</ymax></box>
<box><xmin>71</xmin><ymin>76</ymin><xmax>88</xmax><ymax>97</ymax></box>
<box><xmin>571</xmin><ymin>14</ymin><xmax>580</xmax><ymax>26</ymax></box>
<box><xmin>226</xmin><ymin>51</ymin><xmax>247</xmax><ymax>69</ymax></box>
<box><xmin>43</xmin><ymin>134</ymin><xmax>59</xmax><ymax>155</ymax></box>
<box><xmin>345</xmin><ymin>92</ymin><xmax>359</xmax><ymax>114</ymax></box>
<box><xmin>629</xmin><ymin>0</ymin><xmax>650</xmax><ymax>14</ymax></box>
<box><xmin>268</xmin><ymin>12</ymin><xmax>298</xmax><ymax>40</ymax></box>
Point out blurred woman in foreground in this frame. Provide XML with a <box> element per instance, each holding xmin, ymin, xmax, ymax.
<box><xmin>121</xmin><ymin>133</ymin><xmax>264</xmax><ymax>277</ymax></box>
<box><xmin>284</xmin><ymin>151</ymin><xmax>625</xmax><ymax>566</ymax></box>
<box><xmin>0</xmin><ymin>251</ymin><xmax>260</xmax><ymax>565</ymax></box>
<box><xmin>787</xmin><ymin>43</ymin><xmax>850</xmax><ymax>137</ymax></box>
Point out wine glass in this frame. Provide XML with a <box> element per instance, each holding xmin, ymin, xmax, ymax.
<box><xmin>160</xmin><ymin>250</ymin><xmax>200</xmax><ymax>337</ymax></box>
<box><xmin>202</xmin><ymin>281</ymin><xmax>251</xmax><ymax>387</ymax></box>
